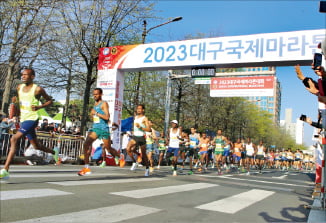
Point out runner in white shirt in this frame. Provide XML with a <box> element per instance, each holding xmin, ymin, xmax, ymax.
<box><xmin>244</xmin><ymin>137</ymin><xmax>256</xmax><ymax>175</ymax></box>
<box><xmin>166</xmin><ymin>120</ymin><xmax>181</xmax><ymax>176</ymax></box>
<box><xmin>126</xmin><ymin>104</ymin><xmax>151</xmax><ymax>176</ymax></box>
<box><xmin>256</xmin><ymin>141</ymin><xmax>266</xmax><ymax>174</ymax></box>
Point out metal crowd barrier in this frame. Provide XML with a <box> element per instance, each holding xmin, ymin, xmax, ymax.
<box><xmin>0</xmin><ymin>132</ymin><xmax>84</xmax><ymax>163</ymax></box>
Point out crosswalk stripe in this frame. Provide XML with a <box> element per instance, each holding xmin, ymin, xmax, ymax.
<box><xmin>47</xmin><ymin>177</ymin><xmax>165</xmax><ymax>186</ymax></box>
<box><xmin>272</xmin><ymin>175</ymin><xmax>287</xmax><ymax>179</ymax></box>
<box><xmin>13</xmin><ymin>203</ymin><xmax>161</xmax><ymax>223</ymax></box>
<box><xmin>0</xmin><ymin>189</ymin><xmax>73</xmax><ymax>201</ymax></box>
<box><xmin>195</xmin><ymin>189</ymin><xmax>275</xmax><ymax>214</ymax></box>
<box><xmin>199</xmin><ymin>175</ymin><xmax>312</xmax><ymax>188</ymax></box>
<box><xmin>110</xmin><ymin>183</ymin><xmax>217</xmax><ymax>198</ymax></box>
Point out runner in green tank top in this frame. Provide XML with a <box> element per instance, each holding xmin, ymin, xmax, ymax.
<box><xmin>157</xmin><ymin>131</ymin><xmax>167</xmax><ymax>169</ymax></box>
<box><xmin>213</xmin><ymin>129</ymin><xmax>226</xmax><ymax>174</ymax></box>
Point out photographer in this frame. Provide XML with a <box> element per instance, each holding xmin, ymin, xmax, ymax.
<box><xmin>300</xmin><ymin>114</ymin><xmax>322</xmax><ymax>129</ymax></box>
<box><xmin>295</xmin><ymin>40</ymin><xmax>326</xmax><ymax>103</ymax></box>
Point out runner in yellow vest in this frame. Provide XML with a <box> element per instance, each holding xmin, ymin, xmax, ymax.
<box><xmin>0</xmin><ymin>68</ymin><xmax>59</xmax><ymax>180</ymax></box>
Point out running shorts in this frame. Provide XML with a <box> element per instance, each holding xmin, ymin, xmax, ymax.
<box><xmin>223</xmin><ymin>150</ymin><xmax>230</xmax><ymax>156</ymax></box>
<box><xmin>167</xmin><ymin>147</ymin><xmax>179</xmax><ymax>157</ymax></box>
<box><xmin>19</xmin><ymin>120</ymin><xmax>38</xmax><ymax>140</ymax></box>
<box><xmin>132</xmin><ymin>135</ymin><xmax>146</xmax><ymax>147</ymax></box>
<box><xmin>256</xmin><ymin>155</ymin><xmax>264</xmax><ymax>160</ymax></box>
<box><xmin>90</xmin><ymin>128</ymin><xmax>110</xmax><ymax>140</ymax></box>
<box><xmin>146</xmin><ymin>143</ymin><xmax>155</xmax><ymax>153</ymax></box>
<box><xmin>214</xmin><ymin>150</ymin><xmax>223</xmax><ymax>155</ymax></box>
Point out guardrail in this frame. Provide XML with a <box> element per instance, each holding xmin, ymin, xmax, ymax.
<box><xmin>0</xmin><ymin>132</ymin><xmax>84</xmax><ymax>163</ymax></box>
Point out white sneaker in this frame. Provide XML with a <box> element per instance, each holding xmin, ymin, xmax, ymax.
<box><xmin>173</xmin><ymin>170</ymin><xmax>177</xmax><ymax>176</ymax></box>
<box><xmin>246</xmin><ymin>172</ymin><xmax>250</xmax><ymax>176</ymax></box>
<box><xmin>130</xmin><ymin>162</ymin><xmax>137</xmax><ymax>171</ymax></box>
<box><xmin>26</xmin><ymin>160</ymin><xmax>34</xmax><ymax>166</ymax></box>
<box><xmin>156</xmin><ymin>165</ymin><xmax>160</xmax><ymax>169</ymax></box>
<box><xmin>144</xmin><ymin>169</ymin><xmax>149</xmax><ymax>177</ymax></box>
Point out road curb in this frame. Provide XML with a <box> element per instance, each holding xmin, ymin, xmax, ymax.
<box><xmin>307</xmin><ymin>198</ymin><xmax>326</xmax><ymax>223</ymax></box>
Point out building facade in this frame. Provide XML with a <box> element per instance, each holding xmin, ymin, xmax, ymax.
<box><xmin>215</xmin><ymin>66</ymin><xmax>282</xmax><ymax>123</ymax></box>
<box><xmin>280</xmin><ymin>108</ymin><xmax>304</xmax><ymax>145</ymax></box>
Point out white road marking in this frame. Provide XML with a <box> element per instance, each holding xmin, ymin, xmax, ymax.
<box><xmin>13</xmin><ymin>203</ymin><xmax>161</xmax><ymax>223</ymax></box>
<box><xmin>47</xmin><ymin>177</ymin><xmax>165</xmax><ymax>186</ymax></box>
<box><xmin>0</xmin><ymin>189</ymin><xmax>72</xmax><ymax>201</ymax></box>
<box><xmin>272</xmin><ymin>175</ymin><xmax>287</xmax><ymax>179</ymax></box>
<box><xmin>110</xmin><ymin>183</ymin><xmax>217</xmax><ymax>198</ymax></box>
<box><xmin>199</xmin><ymin>175</ymin><xmax>311</xmax><ymax>188</ymax></box>
<box><xmin>196</xmin><ymin>189</ymin><xmax>275</xmax><ymax>214</ymax></box>
<box><xmin>6</xmin><ymin>173</ymin><xmax>123</xmax><ymax>178</ymax></box>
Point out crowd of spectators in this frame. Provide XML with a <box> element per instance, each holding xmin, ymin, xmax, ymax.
<box><xmin>37</xmin><ymin>118</ymin><xmax>81</xmax><ymax>136</ymax></box>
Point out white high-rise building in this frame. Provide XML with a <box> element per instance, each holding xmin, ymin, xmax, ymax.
<box><xmin>280</xmin><ymin>108</ymin><xmax>304</xmax><ymax>144</ymax></box>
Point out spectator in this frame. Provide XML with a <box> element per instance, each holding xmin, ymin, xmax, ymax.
<box><xmin>121</xmin><ymin>131</ymin><xmax>131</xmax><ymax>158</ymax></box>
<box><xmin>8</xmin><ymin>96</ymin><xmax>20</xmax><ymax>119</ymax></box>
<box><xmin>0</xmin><ymin>117</ymin><xmax>14</xmax><ymax>150</ymax></box>
<box><xmin>73</xmin><ymin>127</ymin><xmax>81</xmax><ymax>135</ymax></box>
<box><xmin>39</xmin><ymin>118</ymin><xmax>49</xmax><ymax>132</ymax></box>
<box><xmin>9</xmin><ymin>116</ymin><xmax>20</xmax><ymax>134</ymax></box>
<box><xmin>47</xmin><ymin>122</ymin><xmax>55</xmax><ymax>132</ymax></box>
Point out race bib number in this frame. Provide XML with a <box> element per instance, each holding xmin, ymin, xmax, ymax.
<box><xmin>93</xmin><ymin>115</ymin><xmax>100</xmax><ymax>123</ymax></box>
<box><xmin>20</xmin><ymin>101</ymin><xmax>31</xmax><ymax>111</ymax></box>
<box><xmin>216</xmin><ymin>144</ymin><xmax>222</xmax><ymax>149</ymax></box>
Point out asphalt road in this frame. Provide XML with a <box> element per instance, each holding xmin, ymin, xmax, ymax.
<box><xmin>0</xmin><ymin>164</ymin><xmax>316</xmax><ymax>223</ymax></box>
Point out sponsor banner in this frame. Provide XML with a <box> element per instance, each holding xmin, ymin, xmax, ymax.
<box><xmin>97</xmin><ymin>69</ymin><xmax>117</xmax><ymax>89</ymax></box>
<box><xmin>95</xmin><ymin>69</ymin><xmax>124</xmax><ymax>151</ymax></box>
<box><xmin>98</xmin><ymin>29</ymin><xmax>324</xmax><ymax>70</ymax></box>
<box><xmin>210</xmin><ymin>76</ymin><xmax>275</xmax><ymax>97</ymax></box>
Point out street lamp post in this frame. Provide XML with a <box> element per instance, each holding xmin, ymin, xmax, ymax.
<box><xmin>134</xmin><ymin>17</ymin><xmax>183</xmax><ymax>109</ymax></box>
<box><xmin>164</xmin><ymin>70</ymin><xmax>173</xmax><ymax>137</ymax></box>
<box><xmin>163</xmin><ymin>72</ymin><xmax>190</xmax><ymax>137</ymax></box>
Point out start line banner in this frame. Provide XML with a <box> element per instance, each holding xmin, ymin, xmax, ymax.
<box><xmin>98</xmin><ymin>29</ymin><xmax>325</xmax><ymax>71</ymax></box>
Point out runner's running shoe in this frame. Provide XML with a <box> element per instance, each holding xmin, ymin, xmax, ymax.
<box><xmin>188</xmin><ymin>170</ymin><xmax>193</xmax><ymax>175</ymax></box>
<box><xmin>78</xmin><ymin>167</ymin><xmax>91</xmax><ymax>176</ymax></box>
<box><xmin>0</xmin><ymin>169</ymin><xmax>9</xmax><ymax>180</ymax></box>
<box><xmin>114</xmin><ymin>156</ymin><xmax>119</xmax><ymax>165</ymax></box>
<box><xmin>144</xmin><ymin>168</ymin><xmax>150</xmax><ymax>177</ymax></box>
<box><xmin>130</xmin><ymin>162</ymin><xmax>137</xmax><ymax>171</ymax></box>
<box><xmin>173</xmin><ymin>170</ymin><xmax>177</xmax><ymax>176</ymax></box>
<box><xmin>99</xmin><ymin>161</ymin><xmax>106</xmax><ymax>168</ymax></box>
<box><xmin>119</xmin><ymin>154</ymin><xmax>126</xmax><ymax>168</ymax></box>
<box><xmin>53</xmin><ymin>147</ymin><xmax>60</xmax><ymax>164</ymax></box>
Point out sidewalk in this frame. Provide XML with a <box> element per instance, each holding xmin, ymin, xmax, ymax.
<box><xmin>307</xmin><ymin>198</ymin><xmax>326</xmax><ymax>223</ymax></box>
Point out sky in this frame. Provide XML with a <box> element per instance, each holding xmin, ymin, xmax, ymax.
<box><xmin>147</xmin><ymin>0</ymin><xmax>326</xmax><ymax>146</ymax></box>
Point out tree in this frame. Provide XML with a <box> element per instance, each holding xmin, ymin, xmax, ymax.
<box><xmin>37</xmin><ymin>22</ymin><xmax>84</xmax><ymax>128</ymax></box>
<box><xmin>56</xmin><ymin>0</ymin><xmax>155</xmax><ymax>134</ymax></box>
<box><xmin>0</xmin><ymin>0</ymin><xmax>57</xmax><ymax>114</ymax></box>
